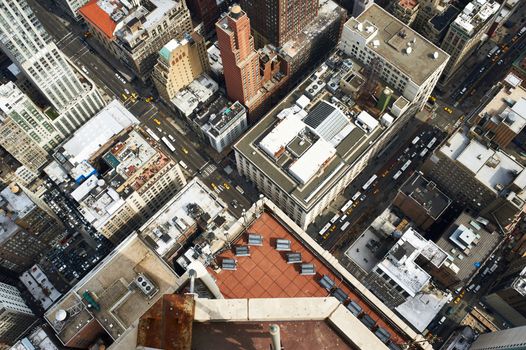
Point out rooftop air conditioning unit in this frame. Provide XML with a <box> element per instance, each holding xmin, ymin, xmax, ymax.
<box><xmin>135</xmin><ymin>273</ymin><xmax>158</xmax><ymax>299</ymax></box>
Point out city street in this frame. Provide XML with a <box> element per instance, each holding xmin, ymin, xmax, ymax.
<box><xmin>309</xmin><ymin>118</ymin><xmax>447</xmax><ymax>256</ymax></box>
<box><xmin>29</xmin><ymin>0</ymin><xmax>254</xmax><ymax>217</ymax></box>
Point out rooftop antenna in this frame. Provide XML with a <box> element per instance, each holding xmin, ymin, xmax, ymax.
<box><xmin>188</xmin><ymin>269</ymin><xmax>197</xmax><ymax>295</ymax></box>
<box><xmin>269</xmin><ymin>324</ymin><xmax>283</xmax><ymax>350</ymax></box>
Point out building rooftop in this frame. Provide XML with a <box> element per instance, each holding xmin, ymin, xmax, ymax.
<box><xmin>57</xmin><ymin>100</ymin><xmax>139</xmax><ymax>169</ymax></box>
<box><xmin>10</xmin><ymin>326</ymin><xmax>59</xmax><ymax>350</ymax></box>
<box><xmin>235</xmin><ymin>50</ymin><xmax>403</xmax><ymax>211</ymax></box>
<box><xmin>203</xmin><ymin>101</ymin><xmax>246</xmax><ymax>137</ymax></box>
<box><xmin>211</xmin><ymin>212</ymin><xmax>406</xmax><ymax>345</ymax></box>
<box><xmin>20</xmin><ymin>265</ymin><xmax>62</xmax><ymax>310</ymax></box>
<box><xmin>395</xmin><ymin>287</ymin><xmax>450</xmax><ymax>332</ymax></box>
<box><xmin>376</xmin><ymin>227</ymin><xmax>448</xmax><ymax>297</ymax></box>
<box><xmin>171</xmin><ymin>74</ymin><xmax>218</xmax><ymax>117</ymax></box>
<box><xmin>193</xmin><ymin>320</ymin><xmax>355</xmax><ymax>350</ymax></box>
<box><xmin>114</xmin><ymin>0</ymin><xmax>182</xmax><ymax>45</ymax></box>
<box><xmin>79</xmin><ymin>0</ymin><xmax>121</xmax><ymax>39</ymax></box>
<box><xmin>0</xmin><ymin>81</ymin><xmax>26</xmax><ymax>115</ymax></box>
<box><xmin>68</xmin><ymin>129</ymin><xmax>171</xmax><ymax>230</ymax></box>
<box><xmin>435</xmin><ymin>212</ymin><xmax>500</xmax><ymax>283</ymax></box>
<box><xmin>0</xmin><ymin>185</ymin><xmax>36</xmax><ymax>244</ymax></box>
<box><xmin>346</xmin><ymin>4</ymin><xmax>449</xmax><ymax>85</ymax></box>
<box><xmin>478</xmin><ymin>83</ymin><xmax>526</xmax><ymax>134</ymax></box>
<box><xmin>452</xmin><ymin>0</ymin><xmax>499</xmax><ymax>36</ymax></box>
<box><xmin>398</xmin><ymin>173</ymin><xmax>452</xmax><ymax>219</ymax></box>
<box><xmin>438</xmin><ymin>130</ymin><xmax>526</xmax><ymax>194</ymax></box>
<box><xmin>138</xmin><ymin>177</ymin><xmax>236</xmax><ymax>260</ymax></box>
<box><xmin>44</xmin><ymin>233</ymin><xmax>182</xmax><ymax>346</ymax></box>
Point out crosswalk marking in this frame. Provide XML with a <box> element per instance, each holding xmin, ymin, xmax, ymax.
<box><xmin>201</xmin><ymin>163</ymin><xmax>217</xmax><ymax>177</ymax></box>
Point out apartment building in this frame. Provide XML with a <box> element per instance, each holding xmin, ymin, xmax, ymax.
<box><xmin>202</xmin><ymin>101</ymin><xmax>248</xmax><ymax>153</ymax></box>
<box><xmin>0</xmin><ymin>0</ymin><xmax>105</xmax><ymax>136</ymax></box>
<box><xmin>80</xmin><ymin>0</ymin><xmax>193</xmax><ymax>80</ymax></box>
<box><xmin>49</xmin><ymin>100</ymin><xmax>187</xmax><ymax>244</ymax></box>
<box><xmin>365</xmin><ymin>227</ymin><xmax>448</xmax><ymax>308</ymax></box>
<box><xmin>391</xmin><ymin>0</ymin><xmax>420</xmax><ymax>25</ymax></box>
<box><xmin>152</xmin><ymin>32</ymin><xmax>210</xmax><ymax>103</ymax></box>
<box><xmin>0</xmin><ymin>82</ymin><xmax>63</xmax><ymax>173</ymax></box>
<box><xmin>393</xmin><ymin>173</ymin><xmax>451</xmax><ymax>230</ymax></box>
<box><xmin>0</xmin><ymin>282</ymin><xmax>35</xmax><ymax>345</ymax></box>
<box><xmin>340</xmin><ymin>4</ymin><xmax>449</xmax><ymax>115</ymax></box>
<box><xmin>469</xmin><ymin>77</ymin><xmax>526</xmax><ymax>149</ymax></box>
<box><xmin>0</xmin><ymin>184</ymin><xmax>65</xmax><ymax>274</ymax></box>
<box><xmin>439</xmin><ymin>0</ymin><xmax>499</xmax><ymax>83</ymax></box>
<box><xmin>422</xmin><ymin>129</ymin><xmax>526</xmax><ymax>233</ymax></box>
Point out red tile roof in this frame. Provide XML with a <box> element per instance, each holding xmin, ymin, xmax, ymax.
<box><xmin>79</xmin><ymin>0</ymin><xmax>117</xmax><ymax>39</ymax></box>
<box><xmin>211</xmin><ymin>212</ymin><xmax>406</xmax><ymax>345</ymax></box>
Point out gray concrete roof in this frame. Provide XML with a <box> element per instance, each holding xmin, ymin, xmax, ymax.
<box><xmin>347</xmin><ymin>4</ymin><xmax>449</xmax><ymax>85</ymax></box>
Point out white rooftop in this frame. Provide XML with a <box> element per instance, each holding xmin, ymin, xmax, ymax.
<box><xmin>20</xmin><ymin>265</ymin><xmax>61</xmax><ymax>310</ymax></box>
<box><xmin>61</xmin><ymin>100</ymin><xmax>138</xmax><ymax>166</ymax></box>
<box><xmin>376</xmin><ymin>227</ymin><xmax>447</xmax><ymax>297</ymax></box>
<box><xmin>171</xmin><ymin>74</ymin><xmax>218</xmax><ymax>117</ymax></box>
<box><xmin>0</xmin><ymin>186</ymin><xmax>35</xmax><ymax>217</ymax></box>
<box><xmin>356</xmin><ymin>110</ymin><xmax>380</xmax><ymax>133</ymax></box>
<box><xmin>259</xmin><ymin>115</ymin><xmax>306</xmax><ymax>158</ymax></box>
<box><xmin>505</xmin><ymin>73</ymin><xmax>523</xmax><ymax>88</ymax></box>
<box><xmin>395</xmin><ymin>289</ymin><xmax>450</xmax><ymax>332</ymax></box>
<box><xmin>449</xmin><ymin>224</ymin><xmax>477</xmax><ymax>250</ymax></box>
<box><xmin>439</xmin><ymin>130</ymin><xmax>525</xmax><ymax>192</ymax></box>
<box><xmin>289</xmin><ymin>139</ymin><xmax>336</xmax><ymax>185</ymax></box>
<box><xmin>453</xmin><ymin>0</ymin><xmax>499</xmax><ymax>36</ymax></box>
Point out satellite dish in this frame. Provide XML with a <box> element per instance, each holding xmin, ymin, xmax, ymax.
<box><xmin>55</xmin><ymin>309</ymin><xmax>67</xmax><ymax>321</ymax></box>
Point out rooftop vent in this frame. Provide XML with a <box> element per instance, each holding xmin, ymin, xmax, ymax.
<box><xmin>247</xmin><ymin>234</ymin><xmax>263</xmax><ymax>246</ymax></box>
<box><xmin>432</xmin><ymin>51</ymin><xmax>439</xmax><ymax>59</ymax></box>
<box><xmin>405</xmin><ymin>47</ymin><xmax>413</xmax><ymax>55</ymax></box>
<box><xmin>135</xmin><ymin>274</ymin><xmax>158</xmax><ymax>299</ymax></box>
<box><xmin>222</xmin><ymin>258</ymin><xmax>237</xmax><ymax>270</ymax></box>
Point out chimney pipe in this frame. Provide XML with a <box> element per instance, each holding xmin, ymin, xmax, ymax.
<box><xmin>269</xmin><ymin>324</ymin><xmax>281</xmax><ymax>350</ymax></box>
<box><xmin>189</xmin><ymin>269</ymin><xmax>197</xmax><ymax>294</ymax></box>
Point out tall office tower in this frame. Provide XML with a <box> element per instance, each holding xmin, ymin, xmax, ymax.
<box><xmin>0</xmin><ymin>0</ymin><xmax>105</xmax><ymax>137</ymax></box>
<box><xmin>353</xmin><ymin>0</ymin><xmax>374</xmax><ymax>17</ymax></box>
<box><xmin>0</xmin><ymin>82</ymin><xmax>63</xmax><ymax>173</ymax></box>
<box><xmin>0</xmin><ymin>183</ymin><xmax>65</xmax><ymax>274</ymax></box>
<box><xmin>216</xmin><ymin>6</ymin><xmax>262</xmax><ymax>110</ymax></box>
<box><xmin>0</xmin><ymin>282</ymin><xmax>36</xmax><ymax>345</ymax></box>
<box><xmin>240</xmin><ymin>0</ymin><xmax>319</xmax><ymax>47</ymax></box>
<box><xmin>439</xmin><ymin>0</ymin><xmax>499</xmax><ymax>84</ymax></box>
<box><xmin>484</xmin><ymin>257</ymin><xmax>526</xmax><ymax>326</ymax></box>
<box><xmin>470</xmin><ymin>325</ymin><xmax>526</xmax><ymax>349</ymax></box>
<box><xmin>152</xmin><ymin>32</ymin><xmax>210</xmax><ymax>103</ymax></box>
